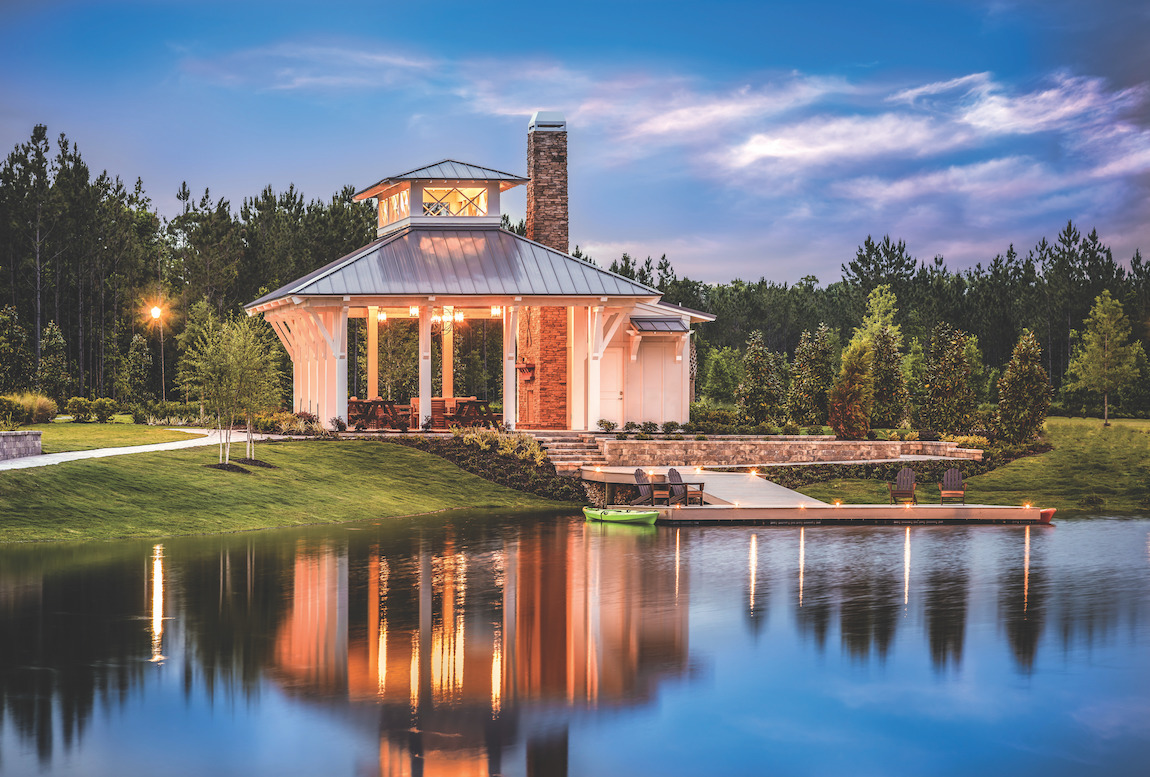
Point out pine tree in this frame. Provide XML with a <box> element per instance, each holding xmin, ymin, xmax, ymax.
<box><xmin>828</xmin><ymin>340</ymin><xmax>874</xmax><ymax>440</ymax></box>
<box><xmin>0</xmin><ymin>305</ymin><xmax>31</xmax><ymax>393</ymax></box>
<box><xmin>787</xmin><ymin>324</ymin><xmax>838</xmax><ymax>425</ymax></box>
<box><xmin>124</xmin><ymin>333</ymin><xmax>153</xmax><ymax>404</ymax></box>
<box><xmin>995</xmin><ymin>331</ymin><xmax>1051</xmax><ymax>443</ymax></box>
<box><xmin>1066</xmin><ymin>290</ymin><xmax>1143</xmax><ymax>425</ymax></box>
<box><xmin>920</xmin><ymin>323</ymin><xmax>976</xmax><ymax>435</ymax></box>
<box><xmin>736</xmin><ymin>332</ymin><xmax>788</xmax><ymax>424</ymax></box>
<box><xmin>35</xmin><ymin>321</ymin><xmax>70</xmax><ymax>402</ymax></box>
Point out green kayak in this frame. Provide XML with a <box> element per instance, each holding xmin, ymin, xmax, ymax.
<box><xmin>583</xmin><ymin>507</ymin><xmax>659</xmax><ymax>525</ymax></box>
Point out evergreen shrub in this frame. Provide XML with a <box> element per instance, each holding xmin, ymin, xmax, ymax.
<box><xmin>92</xmin><ymin>397</ymin><xmax>116</xmax><ymax>423</ymax></box>
<box><xmin>66</xmin><ymin>397</ymin><xmax>92</xmax><ymax>422</ymax></box>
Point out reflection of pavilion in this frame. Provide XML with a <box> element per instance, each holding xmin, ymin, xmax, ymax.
<box><xmin>270</xmin><ymin>522</ymin><xmax>688</xmax><ymax>775</ymax></box>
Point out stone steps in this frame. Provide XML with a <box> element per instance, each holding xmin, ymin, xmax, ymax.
<box><xmin>524</xmin><ymin>430</ymin><xmax>607</xmax><ymax>473</ymax></box>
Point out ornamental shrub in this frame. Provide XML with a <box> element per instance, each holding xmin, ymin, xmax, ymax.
<box><xmin>0</xmin><ymin>396</ymin><xmax>25</xmax><ymax>426</ymax></box>
<box><xmin>828</xmin><ymin>340</ymin><xmax>874</xmax><ymax>440</ymax></box>
<box><xmin>92</xmin><ymin>397</ymin><xmax>116</xmax><ymax>423</ymax></box>
<box><xmin>640</xmin><ymin>421</ymin><xmax>658</xmax><ymax>435</ymax></box>
<box><xmin>736</xmin><ymin>332</ymin><xmax>788</xmax><ymax>424</ymax></box>
<box><xmin>597</xmin><ymin>419</ymin><xmax>618</xmax><ymax>433</ymax></box>
<box><xmin>787</xmin><ymin>324</ymin><xmax>838</xmax><ymax>425</ymax></box>
<box><xmin>623</xmin><ymin>421</ymin><xmax>640</xmax><ymax>432</ymax></box>
<box><xmin>66</xmin><ymin>396</ymin><xmax>92</xmax><ymax>422</ymax></box>
<box><xmin>919</xmin><ymin>322</ymin><xmax>977</xmax><ymax>435</ymax></box>
<box><xmin>661</xmin><ymin>420</ymin><xmax>680</xmax><ymax>434</ymax></box>
<box><xmin>994</xmin><ymin>331</ymin><xmax>1052</xmax><ymax>443</ymax></box>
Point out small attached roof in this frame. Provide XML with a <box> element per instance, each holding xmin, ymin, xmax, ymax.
<box><xmin>631</xmin><ymin>317</ymin><xmax>689</xmax><ymax>333</ymax></box>
<box><xmin>246</xmin><ymin>226</ymin><xmax>660</xmax><ymax>308</ymax></box>
<box><xmin>354</xmin><ymin>159</ymin><xmax>529</xmax><ymax>200</ymax></box>
<box><xmin>631</xmin><ymin>300</ymin><xmax>716</xmax><ymax>324</ymax></box>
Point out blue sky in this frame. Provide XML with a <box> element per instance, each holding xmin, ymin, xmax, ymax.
<box><xmin>1</xmin><ymin>0</ymin><xmax>1147</xmax><ymax>283</ymax></box>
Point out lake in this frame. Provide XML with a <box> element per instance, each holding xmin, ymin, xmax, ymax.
<box><xmin>1</xmin><ymin>513</ymin><xmax>1148</xmax><ymax>776</ymax></box>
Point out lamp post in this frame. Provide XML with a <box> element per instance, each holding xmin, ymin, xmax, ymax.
<box><xmin>151</xmin><ymin>305</ymin><xmax>165</xmax><ymax>403</ymax></box>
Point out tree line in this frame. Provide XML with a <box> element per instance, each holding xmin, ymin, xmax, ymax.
<box><xmin>1</xmin><ymin>123</ymin><xmax>1147</xmax><ymax>423</ymax></box>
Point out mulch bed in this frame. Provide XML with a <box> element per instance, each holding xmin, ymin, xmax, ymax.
<box><xmin>234</xmin><ymin>458</ymin><xmax>278</xmax><ymax>469</ymax></box>
<box><xmin>203</xmin><ymin>463</ymin><xmax>251</xmax><ymax>474</ymax></box>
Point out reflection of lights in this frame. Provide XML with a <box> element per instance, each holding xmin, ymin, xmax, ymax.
<box><xmin>749</xmin><ymin>534</ymin><xmax>757</xmax><ymax>611</ymax></box>
<box><xmin>1024</xmin><ymin>525</ymin><xmax>1031</xmax><ymax>613</ymax></box>
<box><xmin>377</xmin><ymin>559</ymin><xmax>389</xmax><ymax>697</ymax></box>
<box><xmin>675</xmin><ymin>529</ymin><xmax>681</xmax><ymax>600</ymax></box>
<box><xmin>410</xmin><ymin>631</ymin><xmax>420</xmax><ymax>711</ymax></box>
<box><xmin>798</xmin><ymin>528</ymin><xmax>805</xmax><ymax>607</ymax></box>
<box><xmin>491</xmin><ymin>624</ymin><xmax>502</xmax><ymax>715</ymax></box>
<box><xmin>150</xmin><ymin>544</ymin><xmax>165</xmax><ymax>663</ymax></box>
<box><xmin>903</xmin><ymin>527</ymin><xmax>911</xmax><ymax>606</ymax></box>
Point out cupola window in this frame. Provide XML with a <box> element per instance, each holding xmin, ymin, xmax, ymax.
<box><xmin>379</xmin><ymin>187</ymin><xmax>410</xmax><ymax>229</ymax></box>
<box><xmin>422</xmin><ymin>187</ymin><xmax>489</xmax><ymax>217</ymax></box>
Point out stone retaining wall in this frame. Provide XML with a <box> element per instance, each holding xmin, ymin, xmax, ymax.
<box><xmin>597</xmin><ymin>437</ymin><xmax>981</xmax><ymax>466</ymax></box>
<box><xmin>0</xmin><ymin>430</ymin><xmax>42</xmax><ymax>461</ymax></box>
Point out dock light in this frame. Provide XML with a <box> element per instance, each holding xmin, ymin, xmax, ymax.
<box><xmin>905</xmin><ymin>502</ymin><xmax>911</xmax><ymax>509</ymax></box>
<box><xmin>454</xmin><ymin>311</ymin><xmax>464</xmax><ymax>322</ymax></box>
<box><xmin>491</xmin><ymin>305</ymin><xmax>502</xmax><ymax>316</ymax></box>
<box><xmin>834</xmin><ymin>500</ymin><xmax>842</xmax><ymax>507</ymax></box>
<box><xmin>799</xmin><ymin>503</ymin><xmax>805</xmax><ymax>509</ymax></box>
<box><xmin>1024</xmin><ymin>503</ymin><xmax>1031</xmax><ymax>509</ymax></box>
<box><xmin>749</xmin><ymin>469</ymin><xmax>757</xmax><ymax>477</ymax></box>
<box><xmin>409</xmin><ymin>306</ymin><xmax>419</xmax><ymax>317</ymax></box>
<box><xmin>595</xmin><ymin>466</ymin><xmax>601</xmax><ymax>472</ymax></box>
<box><xmin>377</xmin><ymin>311</ymin><xmax>387</xmax><ymax>322</ymax></box>
<box><xmin>695</xmin><ymin>467</ymin><xmax>702</xmax><ymax>474</ymax></box>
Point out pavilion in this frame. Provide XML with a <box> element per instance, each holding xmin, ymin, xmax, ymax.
<box><xmin>245</xmin><ymin>112</ymin><xmax>713</xmax><ymax>430</ymax></box>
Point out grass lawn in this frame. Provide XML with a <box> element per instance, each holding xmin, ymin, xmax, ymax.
<box><xmin>795</xmin><ymin>418</ymin><xmax>1150</xmax><ymax>514</ymax></box>
<box><xmin>30</xmin><ymin>420</ymin><xmax>202</xmax><ymax>453</ymax></box>
<box><xmin>0</xmin><ymin>440</ymin><xmax>567</xmax><ymax>542</ymax></box>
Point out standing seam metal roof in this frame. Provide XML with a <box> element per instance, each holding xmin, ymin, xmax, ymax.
<box><xmin>245</xmin><ymin>227</ymin><xmax>660</xmax><ymax>307</ymax></box>
<box><xmin>353</xmin><ymin>159</ymin><xmax>529</xmax><ymax>198</ymax></box>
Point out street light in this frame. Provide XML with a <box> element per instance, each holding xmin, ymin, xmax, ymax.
<box><xmin>151</xmin><ymin>305</ymin><xmax>166</xmax><ymax>402</ymax></box>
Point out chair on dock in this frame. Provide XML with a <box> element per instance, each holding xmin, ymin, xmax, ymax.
<box><xmin>630</xmin><ymin>468</ymin><xmax>670</xmax><ymax>506</ymax></box>
<box><xmin>938</xmin><ymin>468</ymin><xmax>967</xmax><ymax>504</ymax></box>
<box><xmin>667</xmin><ymin>468</ymin><xmax>705</xmax><ymax>506</ymax></box>
<box><xmin>887</xmin><ymin>467</ymin><xmax>917</xmax><ymax>504</ymax></box>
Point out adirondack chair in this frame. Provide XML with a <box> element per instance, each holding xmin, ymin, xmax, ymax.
<box><xmin>667</xmin><ymin>468</ymin><xmax>705</xmax><ymax>506</ymax></box>
<box><xmin>938</xmin><ymin>467</ymin><xmax>967</xmax><ymax>504</ymax></box>
<box><xmin>630</xmin><ymin>469</ymin><xmax>671</xmax><ymax>506</ymax></box>
<box><xmin>887</xmin><ymin>467</ymin><xmax>917</xmax><ymax>504</ymax></box>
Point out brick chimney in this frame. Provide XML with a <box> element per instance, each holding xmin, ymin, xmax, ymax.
<box><xmin>526</xmin><ymin>111</ymin><xmax>568</xmax><ymax>252</ymax></box>
<box><xmin>519</xmin><ymin>111</ymin><xmax>569</xmax><ymax>429</ymax></box>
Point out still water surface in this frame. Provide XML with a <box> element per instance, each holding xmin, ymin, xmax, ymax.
<box><xmin>1</xmin><ymin>513</ymin><xmax>1148</xmax><ymax>776</ymax></box>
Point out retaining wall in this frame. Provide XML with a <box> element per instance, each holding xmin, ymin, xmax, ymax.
<box><xmin>597</xmin><ymin>436</ymin><xmax>981</xmax><ymax>466</ymax></box>
<box><xmin>0</xmin><ymin>430</ymin><xmax>42</xmax><ymax>461</ymax></box>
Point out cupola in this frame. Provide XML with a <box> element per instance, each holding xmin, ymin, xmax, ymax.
<box><xmin>353</xmin><ymin>160</ymin><xmax>529</xmax><ymax>237</ymax></box>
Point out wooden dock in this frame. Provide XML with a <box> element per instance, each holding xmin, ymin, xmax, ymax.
<box><xmin>580</xmin><ymin>466</ymin><xmax>1054</xmax><ymax>526</ymax></box>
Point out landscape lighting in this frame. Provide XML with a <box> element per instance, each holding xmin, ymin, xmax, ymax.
<box><xmin>409</xmin><ymin>306</ymin><xmax>419</xmax><ymax>317</ymax></box>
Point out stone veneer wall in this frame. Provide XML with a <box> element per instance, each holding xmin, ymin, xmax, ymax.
<box><xmin>520</xmin><ymin>123</ymin><xmax>570</xmax><ymax>429</ymax></box>
<box><xmin>0</xmin><ymin>430</ymin><xmax>42</xmax><ymax>461</ymax></box>
<box><xmin>517</xmin><ymin>306</ymin><xmax>569</xmax><ymax>429</ymax></box>
<box><xmin>598</xmin><ymin>437</ymin><xmax>982</xmax><ymax>466</ymax></box>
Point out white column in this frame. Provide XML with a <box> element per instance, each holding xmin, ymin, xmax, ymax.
<box><xmin>442</xmin><ymin>305</ymin><xmax>454</xmax><ymax>399</ymax></box>
<box><xmin>586</xmin><ymin>305</ymin><xmax>603</xmax><ymax>429</ymax></box>
<box><xmin>308</xmin><ymin>323</ymin><xmax>318</xmax><ymax>415</ymax></box>
<box><xmin>335</xmin><ymin>305</ymin><xmax>349</xmax><ymax>425</ymax></box>
<box><xmin>419</xmin><ymin>305</ymin><xmax>432</xmax><ymax>429</ymax></box>
<box><xmin>502</xmin><ymin>306</ymin><xmax>518</xmax><ymax>429</ymax></box>
<box><xmin>569</xmin><ymin>306</ymin><xmax>588</xmax><ymax>431</ymax></box>
<box><xmin>367</xmin><ymin>306</ymin><xmax>380</xmax><ymax>399</ymax></box>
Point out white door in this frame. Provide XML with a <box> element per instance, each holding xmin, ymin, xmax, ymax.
<box><xmin>600</xmin><ymin>348</ymin><xmax>624</xmax><ymax>426</ymax></box>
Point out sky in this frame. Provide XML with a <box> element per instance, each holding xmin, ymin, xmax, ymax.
<box><xmin>1</xmin><ymin>0</ymin><xmax>1148</xmax><ymax>284</ymax></box>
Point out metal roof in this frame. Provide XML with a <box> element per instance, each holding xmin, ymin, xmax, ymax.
<box><xmin>354</xmin><ymin>160</ymin><xmax>529</xmax><ymax>199</ymax></box>
<box><xmin>246</xmin><ymin>226</ymin><xmax>660</xmax><ymax>307</ymax></box>
<box><xmin>630</xmin><ymin>317</ymin><xmax>689</xmax><ymax>333</ymax></box>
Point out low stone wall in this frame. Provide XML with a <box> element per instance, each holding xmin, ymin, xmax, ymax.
<box><xmin>597</xmin><ymin>437</ymin><xmax>981</xmax><ymax>466</ymax></box>
<box><xmin>0</xmin><ymin>430</ymin><xmax>42</xmax><ymax>461</ymax></box>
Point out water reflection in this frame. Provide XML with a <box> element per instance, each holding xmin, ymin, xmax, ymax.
<box><xmin>1</xmin><ymin>517</ymin><xmax>1149</xmax><ymax>775</ymax></box>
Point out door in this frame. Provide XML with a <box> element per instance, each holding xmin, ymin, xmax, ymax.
<box><xmin>600</xmin><ymin>347</ymin><xmax>624</xmax><ymax>427</ymax></box>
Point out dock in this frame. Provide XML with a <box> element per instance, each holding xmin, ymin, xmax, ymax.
<box><xmin>580</xmin><ymin>466</ymin><xmax>1054</xmax><ymax>526</ymax></box>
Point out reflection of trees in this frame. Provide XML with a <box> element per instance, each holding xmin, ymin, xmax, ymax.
<box><xmin>839</xmin><ymin>572</ymin><xmax>901</xmax><ymax>661</ymax></box>
<box><xmin>0</xmin><ymin>560</ymin><xmax>147</xmax><ymax>764</ymax></box>
<box><xmin>924</xmin><ymin>567</ymin><xmax>969</xmax><ymax>672</ymax></box>
<box><xmin>999</xmin><ymin>529</ymin><xmax>1046</xmax><ymax>673</ymax></box>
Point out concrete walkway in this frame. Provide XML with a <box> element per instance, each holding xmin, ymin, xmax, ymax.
<box><xmin>699</xmin><ymin>471</ymin><xmax>828</xmax><ymax>508</ymax></box>
<box><xmin>0</xmin><ymin>429</ymin><xmax>256</xmax><ymax>471</ymax></box>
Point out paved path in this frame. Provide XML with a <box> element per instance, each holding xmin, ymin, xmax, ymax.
<box><xmin>699</xmin><ymin>471</ymin><xmax>828</xmax><ymax>508</ymax></box>
<box><xmin>0</xmin><ymin>429</ymin><xmax>251</xmax><ymax>471</ymax></box>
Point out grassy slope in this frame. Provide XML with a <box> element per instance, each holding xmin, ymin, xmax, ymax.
<box><xmin>0</xmin><ymin>441</ymin><xmax>565</xmax><ymax>542</ymax></box>
<box><xmin>796</xmin><ymin>418</ymin><xmax>1150</xmax><ymax>514</ymax></box>
<box><xmin>30</xmin><ymin>421</ymin><xmax>198</xmax><ymax>453</ymax></box>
